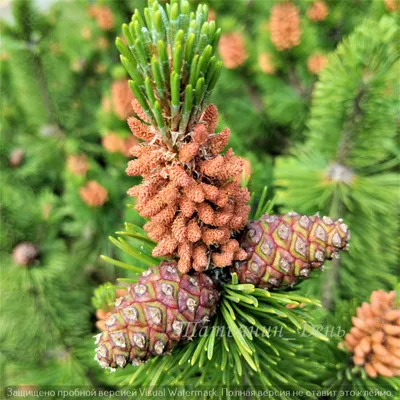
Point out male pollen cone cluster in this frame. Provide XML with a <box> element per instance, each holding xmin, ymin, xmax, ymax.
<box><xmin>345</xmin><ymin>290</ymin><xmax>400</xmax><ymax>379</ymax></box>
<box><xmin>79</xmin><ymin>180</ymin><xmax>108</xmax><ymax>207</ymax></box>
<box><xmin>307</xmin><ymin>53</ymin><xmax>328</xmax><ymax>75</ymax></box>
<box><xmin>306</xmin><ymin>1</ymin><xmax>329</xmax><ymax>22</ymax></box>
<box><xmin>88</xmin><ymin>5</ymin><xmax>114</xmax><ymax>31</ymax></box>
<box><xmin>258</xmin><ymin>52</ymin><xmax>276</xmax><ymax>75</ymax></box>
<box><xmin>218</xmin><ymin>32</ymin><xmax>248</xmax><ymax>69</ymax></box>
<box><xmin>102</xmin><ymin>133</ymin><xmax>138</xmax><ymax>157</ymax></box>
<box><xmin>269</xmin><ymin>2</ymin><xmax>301</xmax><ymax>51</ymax></box>
<box><xmin>67</xmin><ymin>154</ymin><xmax>89</xmax><ymax>176</ymax></box>
<box><xmin>126</xmin><ymin>100</ymin><xmax>250</xmax><ymax>274</ymax></box>
<box><xmin>111</xmin><ymin>80</ymin><xmax>135</xmax><ymax>120</ymax></box>
<box><xmin>385</xmin><ymin>0</ymin><xmax>399</xmax><ymax>12</ymax></box>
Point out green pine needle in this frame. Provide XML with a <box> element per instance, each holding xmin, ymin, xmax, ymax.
<box><xmin>117</xmin><ymin>0</ymin><xmax>222</xmax><ymax>142</ymax></box>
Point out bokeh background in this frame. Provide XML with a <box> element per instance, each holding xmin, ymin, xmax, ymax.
<box><xmin>1</xmin><ymin>0</ymin><xmax>399</xmax><ymax>396</ymax></box>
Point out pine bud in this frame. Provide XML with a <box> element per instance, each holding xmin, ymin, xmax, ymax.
<box><xmin>12</xmin><ymin>242</ymin><xmax>39</xmax><ymax>266</ymax></box>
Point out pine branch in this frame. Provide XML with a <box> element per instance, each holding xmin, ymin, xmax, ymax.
<box><xmin>117</xmin><ymin>0</ymin><xmax>222</xmax><ymax>145</ymax></box>
<box><xmin>275</xmin><ymin>16</ymin><xmax>399</xmax><ymax>304</ymax></box>
<box><xmin>97</xmin><ymin>215</ymin><xmax>328</xmax><ymax>391</ymax></box>
<box><xmin>31</xmin><ymin>50</ymin><xmax>65</xmax><ymax>132</ymax></box>
<box><xmin>335</xmin><ymin>86</ymin><xmax>365</xmax><ymax>166</ymax></box>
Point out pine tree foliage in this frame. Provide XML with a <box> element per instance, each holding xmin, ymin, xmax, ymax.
<box><xmin>116</xmin><ymin>0</ymin><xmax>223</xmax><ymax>137</ymax></box>
<box><xmin>98</xmin><ymin>199</ymin><xmax>328</xmax><ymax>396</ymax></box>
<box><xmin>313</xmin><ymin>296</ymin><xmax>400</xmax><ymax>399</ymax></box>
<box><xmin>306</xmin><ymin>17</ymin><xmax>399</xmax><ymax>168</ymax></box>
<box><xmin>275</xmin><ymin>16</ymin><xmax>399</xmax><ymax>307</ymax></box>
<box><xmin>206</xmin><ymin>0</ymin><xmax>378</xmax><ymax>152</ymax></box>
<box><xmin>0</xmin><ymin>183</ymin><xmax>91</xmax><ymax>385</ymax></box>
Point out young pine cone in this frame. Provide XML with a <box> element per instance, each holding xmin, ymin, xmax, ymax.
<box><xmin>234</xmin><ymin>212</ymin><xmax>350</xmax><ymax>289</ymax></box>
<box><xmin>218</xmin><ymin>32</ymin><xmax>248</xmax><ymax>69</ymax></box>
<box><xmin>126</xmin><ymin>103</ymin><xmax>250</xmax><ymax>273</ymax></box>
<box><xmin>345</xmin><ymin>290</ymin><xmax>400</xmax><ymax>378</ymax></box>
<box><xmin>94</xmin><ymin>261</ymin><xmax>219</xmax><ymax>370</ymax></box>
<box><xmin>269</xmin><ymin>2</ymin><xmax>301</xmax><ymax>51</ymax></box>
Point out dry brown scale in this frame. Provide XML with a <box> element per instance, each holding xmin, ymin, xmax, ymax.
<box><xmin>270</xmin><ymin>2</ymin><xmax>301</xmax><ymax>51</ymax></box>
<box><xmin>126</xmin><ymin>100</ymin><xmax>250</xmax><ymax>273</ymax></box>
<box><xmin>345</xmin><ymin>290</ymin><xmax>400</xmax><ymax>378</ymax></box>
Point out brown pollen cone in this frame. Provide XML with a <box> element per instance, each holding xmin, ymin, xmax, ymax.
<box><xmin>307</xmin><ymin>53</ymin><xmax>328</xmax><ymax>75</ymax></box>
<box><xmin>385</xmin><ymin>0</ymin><xmax>399</xmax><ymax>12</ymax></box>
<box><xmin>208</xmin><ymin>9</ymin><xmax>216</xmax><ymax>22</ymax></box>
<box><xmin>88</xmin><ymin>5</ymin><xmax>114</xmax><ymax>31</ymax></box>
<box><xmin>111</xmin><ymin>80</ymin><xmax>135</xmax><ymax>120</ymax></box>
<box><xmin>234</xmin><ymin>157</ymin><xmax>252</xmax><ymax>184</ymax></box>
<box><xmin>270</xmin><ymin>2</ymin><xmax>301</xmax><ymax>51</ymax></box>
<box><xmin>81</xmin><ymin>27</ymin><xmax>92</xmax><ymax>40</ymax></box>
<box><xmin>79</xmin><ymin>181</ymin><xmax>108</xmax><ymax>207</ymax></box>
<box><xmin>345</xmin><ymin>290</ymin><xmax>400</xmax><ymax>379</ymax></box>
<box><xmin>307</xmin><ymin>1</ymin><xmax>329</xmax><ymax>22</ymax></box>
<box><xmin>120</xmin><ymin>136</ymin><xmax>139</xmax><ymax>158</ymax></box>
<box><xmin>102</xmin><ymin>133</ymin><xmax>124</xmax><ymax>153</ymax></box>
<box><xmin>218</xmin><ymin>32</ymin><xmax>248</xmax><ymax>69</ymax></box>
<box><xmin>9</xmin><ymin>148</ymin><xmax>25</xmax><ymax>167</ymax></box>
<box><xmin>101</xmin><ymin>95</ymin><xmax>112</xmax><ymax>113</ymax></box>
<box><xmin>97</xmin><ymin>37</ymin><xmax>109</xmax><ymax>50</ymax></box>
<box><xmin>12</xmin><ymin>242</ymin><xmax>39</xmax><ymax>266</ymax></box>
<box><xmin>258</xmin><ymin>52</ymin><xmax>276</xmax><ymax>75</ymax></box>
<box><xmin>126</xmin><ymin>102</ymin><xmax>250</xmax><ymax>273</ymax></box>
<box><xmin>67</xmin><ymin>154</ymin><xmax>89</xmax><ymax>176</ymax></box>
